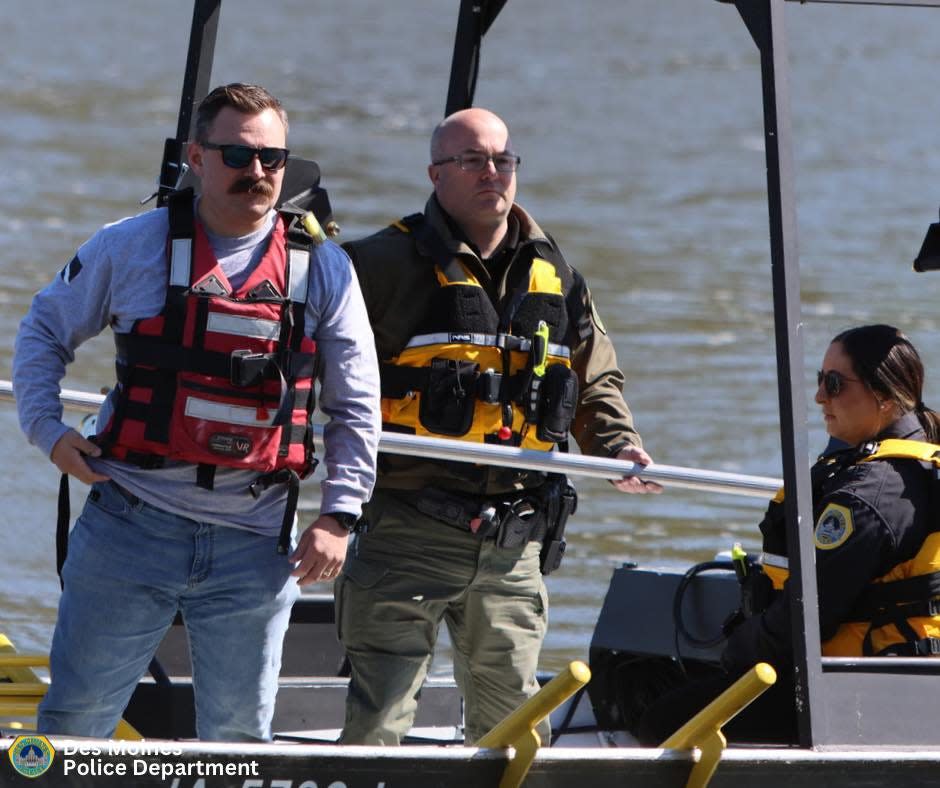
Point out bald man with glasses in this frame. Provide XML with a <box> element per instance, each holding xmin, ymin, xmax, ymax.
<box><xmin>337</xmin><ymin>107</ymin><xmax>660</xmax><ymax>746</ymax></box>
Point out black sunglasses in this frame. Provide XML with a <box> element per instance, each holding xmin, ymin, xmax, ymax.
<box><xmin>201</xmin><ymin>142</ymin><xmax>290</xmax><ymax>171</ymax></box>
<box><xmin>817</xmin><ymin>369</ymin><xmax>861</xmax><ymax>398</ymax></box>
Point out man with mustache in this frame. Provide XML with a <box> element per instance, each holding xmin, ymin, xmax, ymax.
<box><xmin>13</xmin><ymin>83</ymin><xmax>381</xmax><ymax>740</ymax></box>
<box><xmin>338</xmin><ymin>108</ymin><xmax>659</xmax><ymax>746</ymax></box>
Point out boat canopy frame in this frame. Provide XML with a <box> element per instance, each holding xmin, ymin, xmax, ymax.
<box><xmin>719</xmin><ymin>0</ymin><xmax>940</xmax><ymax>748</ymax></box>
<box><xmin>154</xmin><ymin>0</ymin><xmax>940</xmax><ymax>751</ymax></box>
<box><xmin>153</xmin><ymin>0</ymin><xmax>508</xmax><ymax>205</ymax></box>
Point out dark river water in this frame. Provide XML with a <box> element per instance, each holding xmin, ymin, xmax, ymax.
<box><xmin>3</xmin><ymin>0</ymin><xmax>940</xmax><ymax>673</ymax></box>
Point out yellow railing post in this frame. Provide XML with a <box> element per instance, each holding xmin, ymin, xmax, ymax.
<box><xmin>661</xmin><ymin>662</ymin><xmax>777</xmax><ymax>788</ymax></box>
<box><xmin>0</xmin><ymin>633</ymin><xmax>143</xmax><ymax>740</ymax></box>
<box><xmin>477</xmin><ymin>660</ymin><xmax>591</xmax><ymax>788</ymax></box>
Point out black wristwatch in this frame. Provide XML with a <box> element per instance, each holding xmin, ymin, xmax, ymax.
<box><xmin>323</xmin><ymin>511</ymin><xmax>359</xmax><ymax>532</ymax></box>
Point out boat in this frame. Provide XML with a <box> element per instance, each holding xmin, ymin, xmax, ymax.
<box><xmin>6</xmin><ymin>0</ymin><xmax>940</xmax><ymax>786</ymax></box>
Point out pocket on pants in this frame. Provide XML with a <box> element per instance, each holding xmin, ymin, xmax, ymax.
<box><xmin>86</xmin><ymin>481</ymin><xmax>133</xmax><ymax>517</ymax></box>
<box><xmin>335</xmin><ymin>559</ymin><xmax>389</xmax><ymax>644</ymax></box>
<box><xmin>342</xmin><ymin>556</ymin><xmax>390</xmax><ymax>590</ymax></box>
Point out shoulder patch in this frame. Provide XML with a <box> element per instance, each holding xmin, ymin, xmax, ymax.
<box><xmin>59</xmin><ymin>255</ymin><xmax>83</xmax><ymax>284</ymax></box>
<box><xmin>814</xmin><ymin>502</ymin><xmax>854</xmax><ymax>550</ymax></box>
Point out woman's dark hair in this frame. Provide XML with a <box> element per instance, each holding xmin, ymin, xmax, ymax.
<box><xmin>834</xmin><ymin>324</ymin><xmax>940</xmax><ymax>443</ymax></box>
<box><xmin>193</xmin><ymin>83</ymin><xmax>288</xmax><ymax>143</ymax></box>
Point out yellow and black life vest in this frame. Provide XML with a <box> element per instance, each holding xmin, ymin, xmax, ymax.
<box><xmin>757</xmin><ymin>439</ymin><xmax>940</xmax><ymax>657</ymax></box>
<box><xmin>378</xmin><ymin>215</ymin><xmax>578</xmax><ymax>451</ymax></box>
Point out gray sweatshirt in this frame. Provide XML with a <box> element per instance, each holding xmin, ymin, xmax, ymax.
<box><xmin>13</xmin><ymin>205</ymin><xmax>380</xmax><ymax>537</ymax></box>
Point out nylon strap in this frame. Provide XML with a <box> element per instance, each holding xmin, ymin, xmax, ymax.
<box><xmin>859</xmin><ymin>438</ymin><xmax>940</xmax><ymax>467</ymax></box>
<box><xmin>56</xmin><ymin>473</ymin><xmax>70</xmax><ymax>590</ymax></box>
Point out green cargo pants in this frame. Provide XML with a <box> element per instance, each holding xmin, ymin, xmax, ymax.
<box><xmin>336</xmin><ymin>488</ymin><xmax>549</xmax><ymax>745</ymax></box>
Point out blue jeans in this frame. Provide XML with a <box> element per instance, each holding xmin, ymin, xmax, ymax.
<box><xmin>38</xmin><ymin>480</ymin><xmax>299</xmax><ymax>741</ymax></box>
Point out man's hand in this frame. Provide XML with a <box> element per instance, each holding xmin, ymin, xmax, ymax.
<box><xmin>611</xmin><ymin>445</ymin><xmax>663</xmax><ymax>494</ymax></box>
<box><xmin>289</xmin><ymin>515</ymin><xmax>350</xmax><ymax>587</ymax></box>
<box><xmin>50</xmin><ymin>429</ymin><xmax>110</xmax><ymax>485</ymax></box>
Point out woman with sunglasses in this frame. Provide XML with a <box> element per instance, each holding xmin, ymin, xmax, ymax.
<box><xmin>638</xmin><ymin>324</ymin><xmax>940</xmax><ymax>744</ymax></box>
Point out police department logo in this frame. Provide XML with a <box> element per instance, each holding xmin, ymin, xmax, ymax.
<box><xmin>9</xmin><ymin>735</ymin><xmax>55</xmax><ymax>778</ymax></box>
<box><xmin>814</xmin><ymin>502</ymin><xmax>854</xmax><ymax>550</ymax></box>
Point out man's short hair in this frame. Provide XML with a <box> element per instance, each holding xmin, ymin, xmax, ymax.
<box><xmin>193</xmin><ymin>83</ymin><xmax>289</xmax><ymax>143</ymax></box>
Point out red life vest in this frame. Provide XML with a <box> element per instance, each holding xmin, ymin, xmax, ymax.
<box><xmin>97</xmin><ymin>190</ymin><xmax>319</xmax><ymax>485</ymax></box>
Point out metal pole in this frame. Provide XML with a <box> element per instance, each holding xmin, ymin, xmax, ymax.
<box><xmin>0</xmin><ymin>380</ymin><xmax>781</xmax><ymax>499</ymax></box>
<box><xmin>733</xmin><ymin>0</ymin><xmax>826</xmax><ymax>746</ymax></box>
<box><xmin>156</xmin><ymin>0</ymin><xmax>221</xmax><ymax>205</ymax></box>
<box><xmin>444</xmin><ymin>0</ymin><xmax>508</xmax><ymax>116</ymax></box>
<box><xmin>445</xmin><ymin>0</ymin><xmax>485</xmax><ymax>116</ymax></box>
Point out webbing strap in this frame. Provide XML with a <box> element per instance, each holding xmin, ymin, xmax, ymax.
<box><xmin>148</xmin><ymin>189</ymin><xmax>198</xmax><ymax>443</ymax></box>
<box><xmin>876</xmin><ymin>637</ymin><xmax>940</xmax><ymax>657</ymax></box>
<box><xmin>379</xmin><ymin>363</ymin><xmax>528</xmax><ymax>404</ymax></box>
<box><xmin>56</xmin><ymin>474</ymin><xmax>70</xmax><ymax>590</ymax></box>
<box><xmin>249</xmin><ymin>469</ymin><xmax>301</xmax><ymax>555</ymax></box>
<box><xmin>860</xmin><ymin>438</ymin><xmax>940</xmax><ymax>467</ymax></box>
<box><xmin>115</xmin><ymin>334</ymin><xmax>317</xmax><ymax>381</ymax></box>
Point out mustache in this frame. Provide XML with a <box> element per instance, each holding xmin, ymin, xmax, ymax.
<box><xmin>229</xmin><ymin>177</ymin><xmax>275</xmax><ymax>196</ymax></box>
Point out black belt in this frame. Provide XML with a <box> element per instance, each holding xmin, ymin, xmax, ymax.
<box><xmin>401</xmin><ymin>486</ymin><xmax>547</xmax><ymax>545</ymax></box>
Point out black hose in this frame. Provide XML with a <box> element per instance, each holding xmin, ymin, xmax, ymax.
<box><xmin>672</xmin><ymin>560</ymin><xmax>737</xmax><ymax>673</ymax></box>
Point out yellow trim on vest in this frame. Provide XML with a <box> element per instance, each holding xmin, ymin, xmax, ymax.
<box><xmin>848</xmin><ymin>531</ymin><xmax>940</xmax><ymax>653</ymax></box>
<box><xmin>434</xmin><ymin>262</ymin><xmax>482</xmax><ymax>288</ymax></box>
<box><xmin>771</xmin><ymin>486</ymin><xmax>784</xmax><ymax>504</ymax></box>
<box><xmin>382</xmin><ymin>341</ymin><xmax>571</xmax><ymax>451</ymax></box>
<box><xmin>878</xmin><ymin>531</ymin><xmax>940</xmax><ymax>585</ymax></box>
<box><xmin>767</xmin><ymin>440</ymin><xmax>940</xmax><ymax>657</ymax></box>
<box><xmin>392</xmin><ymin>220</ymin><xmax>411</xmax><ymax>233</ymax></box>
<box><xmin>763</xmin><ymin>564</ymin><xmax>788</xmax><ymax>592</ymax></box>
<box><xmin>529</xmin><ymin>258</ymin><xmax>564</xmax><ymax>295</ymax></box>
<box><xmin>860</xmin><ymin>438</ymin><xmax>940</xmax><ymax>466</ymax></box>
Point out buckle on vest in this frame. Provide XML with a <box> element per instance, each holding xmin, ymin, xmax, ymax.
<box><xmin>914</xmin><ymin>638</ymin><xmax>940</xmax><ymax>656</ymax></box>
<box><xmin>231</xmin><ymin>349</ymin><xmax>270</xmax><ymax>387</ymax></box>
<box><xmin>477</xmin><ymin>369</ymin><xmax>502</xmax><ymax>404</ymax></box>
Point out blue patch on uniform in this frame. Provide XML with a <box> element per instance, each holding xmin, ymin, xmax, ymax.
<box><xmin>59</xmin><ymin>255</ymin><xmax>83</xmax><ymax>284</ymax></box>
<box><xmin>814</xmin><ymin>502</ymin><xmax>854</xmax><ymax>550</ymax></box>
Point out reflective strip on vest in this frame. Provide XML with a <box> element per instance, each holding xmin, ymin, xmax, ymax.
<box><xmin>184</xmin><ymin>396</ymin><xmax>277</xmax><ymax>427</ymax></box>
<box><xmin>170</xmin><ymin>238</ymin><xmax>192</xmax><ymax>288</ymax></box>
<box><xmin>206</xmin><ymin>313</ymin><xmax>281</xmax><ymax>341</ymax></box>
<box><xmin>403</xmin><ymin>331</ymin><xmax>571</xmax><ymax>360</ymax></box>
<box><xmin>760</xmin><ymin>552</ymin><xmax>788</xmax><ymax>570</ymax></box>
<box><xmin>287</xmin><ymin>248</ymin><xmax>310</xmax><ymax>303</ymax></box>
